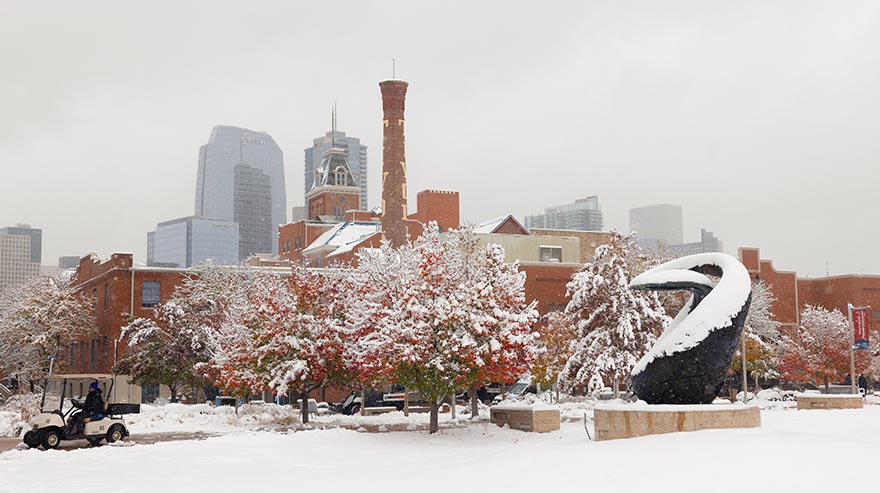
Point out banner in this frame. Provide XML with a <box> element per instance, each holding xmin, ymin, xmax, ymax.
<box><xmin>854</xmin><ymin>308</ymin><xmax>869</xmax><ymax>350</ymax></box>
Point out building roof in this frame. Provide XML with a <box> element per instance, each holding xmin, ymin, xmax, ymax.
<box><xmin>474</xmin><ymin>215</ymin><xmax>530</xmax><ymax>234</ymax></box>
<box><xmin>303</xmin><ymin>221</ymin><xmax>382</xmax><ymax>257</ymax></box>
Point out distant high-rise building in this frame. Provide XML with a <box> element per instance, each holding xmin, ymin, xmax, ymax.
<box><xmin>58</xmin><ymin>256</ymin><xmax>81</xmax><ymax>269</ymax></box>
<box><xmin>0</xmin><ymin>224</ymin><xmax>41</xmax><ymax>264</ymax></box>
<box><xmin>629</xmin><ymin>204</ymin><xmax>683</xmax><ymax>246</ymax></box>
<box><xmin>305</xmin><ymin>127</ymin><xmax>367</xmax><ymax>211</ymax></box>
<box><xmin>147</xmin><ymin>216</ymin><xmax>239</xmax><ymax>268</ymax></box>
<box><xmin>0</xmin><ymin>226</ymin><xmax>41</xmax><ymax>293</ymax></box>
<box><xmin>195</xmin><ymin>126</ymin><xmax>286</xmax><ymax>259</ymax></box>
<box><xmin>524</xmin><ymin>197</ymin><xmax>604</xmax><ymax>231</ymax></box>
<box><xmin>669</xmin><ymin>228</ymin><xmax>723</xmax><ymax>257</ymax></box>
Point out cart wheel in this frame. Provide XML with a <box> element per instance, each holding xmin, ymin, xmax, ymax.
<box><xmin>350</xmin><ymin>405</ymin><xmax>360</xmax><ymax>416</ymax></box>
<box><xmin>106</xmin><ymin>425</ymin><xmax>125</xmax><ymax>443</ymax></box>
<box><xmin>23</xmin><ymin>430</ymin><xmax>40</xmax><ymax>448</ymax></box>
<box><xmin>42</xmin><ymin>430</ymin><xmax>61</xmax><ymax>449</ymax></box>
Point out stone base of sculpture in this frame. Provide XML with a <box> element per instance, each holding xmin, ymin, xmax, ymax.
<box><xmin>796</xmin><ymin>394</ymin><xmax>863</xmax><ymax>410</ymax></box>
<box><xmin>593</xmin><ymin>404</ymin><xmax>760</xmax><ymax>441</ymax></box>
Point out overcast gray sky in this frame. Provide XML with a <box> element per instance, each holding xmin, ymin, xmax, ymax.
<box><xmin>2</xmin><ymin>1</ymin><xmax>878</xmax><ymax>278</ymax></box>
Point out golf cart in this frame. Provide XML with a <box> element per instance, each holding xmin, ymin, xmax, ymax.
<box><xmin>22</xmin><ymin>374</ymin><xmax>140</xmax><ymax>450</ymax></box>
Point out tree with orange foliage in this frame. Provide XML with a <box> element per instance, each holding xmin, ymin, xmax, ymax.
<box><xmin>778</xmin><ymin>305</ymin><xmax>872</xmax><ymax>392</ymax></box>
<box><xmin>531</xmin><ymin>310</ymin><xmax>576</xmax><ymax>399</ymax></box>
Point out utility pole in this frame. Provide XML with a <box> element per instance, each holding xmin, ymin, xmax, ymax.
<box><xmin>848</xmin><ymin>304</ymin><xmax>856</xmax><ymax>395</ymax></box>
<box><xmin>741</xmin><ymin>331</ymin><xmax>748</xmax><ymax>403</ymax></box>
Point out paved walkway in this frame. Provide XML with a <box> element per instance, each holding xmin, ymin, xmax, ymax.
<box><xmin>0</xmin><ymin>431</ymin><xmax>216</xmax><ymax>453</ymax></box>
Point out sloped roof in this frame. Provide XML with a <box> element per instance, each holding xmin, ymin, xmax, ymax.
<box><xmin>302</xmin><ymin>221</ymin><xmax>381</xmax><ymax>257</ymax></box>
<box><xmin>474</xmin><ymin>215</ymin><xmax>530</xmax><ymax>234</ymax></box>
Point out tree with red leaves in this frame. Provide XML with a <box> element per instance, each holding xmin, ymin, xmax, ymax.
<box><xmin>778</xmin><ymin>305</ymin><xmax>872</xmax><ymax>392</ymax></box>
<box><xmin>347</xmin><ymin>224</ymin><xmax>539</xmax><ymax>432</ymax></box>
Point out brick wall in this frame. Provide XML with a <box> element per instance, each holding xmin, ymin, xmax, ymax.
<box><xmin>409</xmin><ymin>190</ymin><xmax>460</xmax><ymax>232</ymax></box>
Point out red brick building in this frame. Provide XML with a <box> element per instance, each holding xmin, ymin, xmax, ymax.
<box><xmin>739</xmin><ymin>247</ymin><xmax>880</xmax><ymax>332</ymax></box>
<box><xmin>65</xmin><ymin>253</ymin><xmax>187</xmax><ymax>375</ymax></box>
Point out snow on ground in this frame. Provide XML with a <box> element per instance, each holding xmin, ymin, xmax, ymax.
<box><xmin>3</xmin><ymin>404</ymin><xmax>880</xmax><ymax>493</ymax></box>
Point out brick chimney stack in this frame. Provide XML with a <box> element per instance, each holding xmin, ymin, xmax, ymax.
<box><xmin>379</xmin><ymin>79</ymin><xmax>409</xmax><ymax>248</ymax></box>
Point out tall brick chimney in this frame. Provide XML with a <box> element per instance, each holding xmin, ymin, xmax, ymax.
<box><xmin>379</xmin><ymin>79</ymin><xmax>409</xmax><ymax>248</ymax></box>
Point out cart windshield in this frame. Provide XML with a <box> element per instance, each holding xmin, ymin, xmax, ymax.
<box><xmin>41</xmin><ymin>379</ymin><xmax>66</xmax><ymax>413</ymax></box>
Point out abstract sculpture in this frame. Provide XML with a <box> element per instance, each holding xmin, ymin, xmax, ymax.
<box><xmin>629</xmin><ymin>253</ymin><xmax>751</xmax><ymax>404</ymax></box>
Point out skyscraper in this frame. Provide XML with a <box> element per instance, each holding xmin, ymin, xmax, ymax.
<box><xmin>195</xmin><ymin>126</ymin><xmax>286</xmax><ymax>259</ymax></box>
<box><xmin>524</xmin><ymin>197</ymin><xmax>604</xmax><ymax>231</ymax></box>
<box><xmin>147</xmin><ymin>216</ymin><xmax>239</xmax><ymax>268</ymax></box>
<box><xmin>629</xmin><ymin>204</ymin><xmax>684</xmax><ymax>246</ymax></box>
<box><xmin>0</xmin><ymin>225</ymin><xmax>41</xmax><ymax>294</ymax></box>
<box><xmin>0</xmin><ymin>224</ymin><xmax>41</xmax><ymax>264</ymax></box>
<box><xmin>305</xmin><ymin>127</ymin><xmax>368</xmax><ymax>211</ymax></box>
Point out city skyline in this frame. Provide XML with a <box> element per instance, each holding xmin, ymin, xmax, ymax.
<box><xmin>3</xmin><ymin>1</ymin><xmax>880</xmax><ymax>277</ymax></box>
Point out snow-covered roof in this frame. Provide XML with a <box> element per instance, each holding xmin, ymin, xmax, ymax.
<box><xmin>474</xmin><ymin>215</ymin><xmax>529</xmax><ymax>234</ymax></box>
<box><xmin>303</xmin><ymin>222</ymin><xmax>381</xmax><ymax>257</ymax></box>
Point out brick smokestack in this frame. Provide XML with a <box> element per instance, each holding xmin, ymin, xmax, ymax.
<box><xmin>379</xmin><ymin>79</ymin><xmax>409</xmax><ymax>248</ymax></box>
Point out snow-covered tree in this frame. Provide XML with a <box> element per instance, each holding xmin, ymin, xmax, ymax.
<box><xmin>250</xmin><ymin>266</ymin><xmax>349</xmax><ymax>424</ymax></box>
<box><xmin>731</xmin><ymin>280</ymin><xmax>780</xmax><ymax>385</ymax></box>
<box><xmin>348</xmin><ymin>225</ymin><xmax>539</xmax><ymax>432</ymax></box>
<box><xmin>115</xmin><ymin>315</ymin><xmax>206</xmax><ymax>403</ymax></box>
<box><xmin>531</xmin><ymin>310</ymin><xmax>576</xmax><ymax>399</ymax></box>
<box><xmin>778</xmin><ymin>305</ymin><xmax>872</xmax><ymax>391</ymax></box>
<box><xmin>444</xmin><ymin>228</ymin><xmax>539</xmax><ymax>417</ymax></box>
<box><xmin>0</xmin><ymin>275</ymin><xmax>96</xmax><ymax>380</ymax></box>
<box><xmin>559</xmin><ymin>231</ymin><xmax>670</xmax><ymax>395</ymax></box>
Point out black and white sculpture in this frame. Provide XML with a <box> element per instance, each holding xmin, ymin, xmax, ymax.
<box><xmin>629</xmin><ymin>253</ymin><xmax>751</xmax><ymax>405</ymax></box>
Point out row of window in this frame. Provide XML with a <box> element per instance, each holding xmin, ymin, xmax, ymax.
<box><xmin>280</xmin><ymin>237</ymin><xmax>305</xmax><ymax>254</ymax></box>
<box><xmin>68</xmin><ymin>337</ymin><xmax>110</xmax><ymax>372</ymax></box>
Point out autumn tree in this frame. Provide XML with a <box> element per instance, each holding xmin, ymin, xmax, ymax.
<box><xmin>115</xmin><ymin>316</ymin><xmax>206</xmax><ymax>403</ymax></box>
<box><xmin>730</xmin><ymin>280</ymin><xmax>781</xmax><ymax>386</ymax></box>
<box><xmin>778</xmin><ymin>305</ymin><xmax>872</xmax><ymax>391</ymax></box>
<box><xmin>559</xmin><ymin>231</ymin><xmax>670</xmax><ymax>396</ymax></box>
<box><xmin>0</xmin><ymin>275</ymin><xmax>96</xmax><ymax>381</ymax></box>
<box><xmin>531</xmin><ymin>310</ymin><xmax>577</xmax><ymax>400</ymax></box>
<box><xmin>349</xmin><ymin>225</ymin><xmax>539</xmax><ymax>432</ymax></box>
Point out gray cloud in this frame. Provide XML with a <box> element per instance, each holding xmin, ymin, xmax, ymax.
<box><xmin>1</xmin><ymin>0</ymin><xmax>878</xmax><ymax>277</ymax></box>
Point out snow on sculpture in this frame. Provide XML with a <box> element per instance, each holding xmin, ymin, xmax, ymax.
<box><xmin>629</xmin><ymin>253</ymin><xmax>752</xmax><ymax>404</ymax></box>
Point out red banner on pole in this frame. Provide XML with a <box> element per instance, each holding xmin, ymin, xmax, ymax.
<box><xmin>854</xmin><ymin>308</ymin><xmax>869</xmax><ymax>350</ymax></box>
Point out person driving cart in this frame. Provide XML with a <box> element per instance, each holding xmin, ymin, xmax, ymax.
<box><xmin>72</xmin><ymin>381</ymin><xmax>104</xmax><ymax>433</ymax></box>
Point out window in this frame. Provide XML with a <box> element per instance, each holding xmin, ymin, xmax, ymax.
<box><xmin>90</xmin><ymin>339</ymin><xmax>97</xmax><ymax>371</ymax></box>
<box><xmin>142</xmin><ymin>280</ymin><xmax>161</xmax><ymax>307</ymax></box>
<box><xmin>103</xmin><ymin>283</ymin><xmax>109</xmax><ymax>310</ymax></box>
<box><xmin>539</xmin><ymin>246</ymin><xmax>563</xmax><ymax>263</ymax></box>
<box><xmin>92</xmin><ymin>288</ymin><xmax>97</xmax><ymax>312</ymax></box>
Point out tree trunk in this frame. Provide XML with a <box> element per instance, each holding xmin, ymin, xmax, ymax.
<box><xmin>403</xmin><ymin>386</ymin><xmax>409</xmax><ymax>417</ymax></box>
<box><xmin>429</xmin><ymin>401</ymin><xmax>439</xmax><ymax>434</ymax></box>
<box><xmin>360</xmin><ymin>388</ymin><xmax>366</xmax><ymax>417</ymax></box>
<box><xmin>169</xmin><ymin>385</ymin><xmax>178</xmax><ymax>403</ymax></box>
<box><xmin>823</xmin><ymin>376</ymin><xmax>829</xmax><ymax>394</ymax></box>
<box><xmin>470</xmin><ymin>383</ymin><xmax>479</xmax><ymax>418</ymax></box>
<box><xmin>612</xmin><ymin>377</ymin><xmax>620</xmax><ymax>399</ymax></box>
<box><xmin>300</xmin><ymin>391</ymin><xmax>309</xmax><ymax>424</ymax></box>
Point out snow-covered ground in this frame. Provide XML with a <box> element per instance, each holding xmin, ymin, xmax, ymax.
<box><xmin>2</xmin><ymin>397</ymin><xmax>880</xmax><ymax>493</ymax></box>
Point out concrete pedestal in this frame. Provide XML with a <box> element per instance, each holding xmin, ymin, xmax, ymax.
<box><xmin>796</xmin><ymin>394</ymin><xmax>863</xmax><ymax>410</ymax></box>
<box><xmin>593</xmin><ymin>404</ymin><xmax>761</xmax><ymax>441</ymax></box>
<box><xmin>490</xmin><ymin>405</ymin><xmax>560</xmax><ymax>433</ymax></box>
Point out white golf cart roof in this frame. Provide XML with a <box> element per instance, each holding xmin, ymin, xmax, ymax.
<box><xmin>46</xmin><ymin>374</ymin><xmax>114</xmax><ymax>380</ymax></box>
